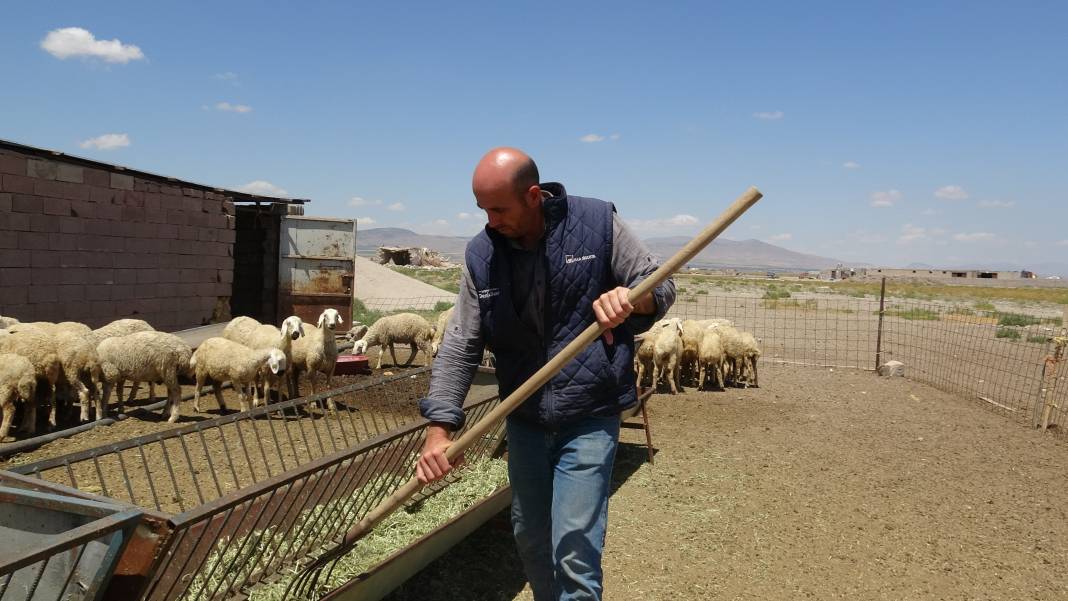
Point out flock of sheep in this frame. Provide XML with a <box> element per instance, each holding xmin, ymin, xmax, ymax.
<box><xmin>0</xmin><ymin>302</ymin><xmax>758</xmax><ymax>442</ymax></box>
<box><xmin>0</xmin><ymin>308</ymin><xmax>445</xmax><ymax>442</ymax></box>
<box><xmin>635</xmin><ymin>318</ymin><xmax>761</xmax><ymax>394</ymax></box>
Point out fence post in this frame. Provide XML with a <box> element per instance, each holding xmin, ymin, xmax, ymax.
<box><xmin>874</xmin><ymin>277</ymin><xmax>887</xmax><ymax>371</ymax></box>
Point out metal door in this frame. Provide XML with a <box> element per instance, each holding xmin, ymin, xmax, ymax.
<box><xmin>278</xmin><ymin>216</ymin><xmax>356</xmax><ymax>324</ymax></box>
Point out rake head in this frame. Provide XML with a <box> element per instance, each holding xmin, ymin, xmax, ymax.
<box><xmin>284</xmin><ymin>544</ymin><xmax>350</xmax><ymax>600</ymax></box>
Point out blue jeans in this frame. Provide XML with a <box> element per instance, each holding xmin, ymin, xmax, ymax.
<box><xmin>506</xmin><ymin>414</ymin><xmax>621</xmax><ymax>601</ymax></box>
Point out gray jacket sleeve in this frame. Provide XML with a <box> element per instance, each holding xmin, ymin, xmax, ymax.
<box><xmin>612</xmin><ymin>213</ymin><xmax>676</xmax><ymax>332</ymax></box>
<box><xmin>417</xmin><ymin>265</ymin><xmax>484</xmax><ymax>430</ymax></box>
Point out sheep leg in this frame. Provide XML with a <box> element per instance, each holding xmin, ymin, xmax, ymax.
<box><xmin>76</xmin><ymin>379</ymin><xmax>91</xmax><ymax>422</ymax></box>
<box><xmin>20</xmin><ymin>400</ymin><xmax>37</xmax><ymax>436</ymax></box>
<box><xmin>250</xmin><ymin>380</ymin><xmax>260</xmax><ymax>408</ymax></box>
<box><xmin>388</xmin><ymin>343</ymin><xmax>400</xmax><ymax>368</ymax></box>
<box><xmin>1</xmin><ymin>403</ymin><xmax>13</xmax><ymax>441</ymax></box>
<box><xmin>193</xmin><ymin>375</ymin><xmax>204</xmax><ymax>413</ymax></box>
<box><xmin>404</xmin><ymin>344</ymin><xmax>418</xmax><ymax>367</ymax></box>
<box><xmin>125</xmin><ymin>379</ymin><xmax>140</xmax><ymax>408</ymax></box>
<box><xmin>212</xmin><ymin>383</ymin><xmax>225</xmax><ymax>412</ymax></box>
<box><xmin>750</xmin><ymin>357</ymin><xmax>759</xmax><ymax>388</ymax></box>
<box><xmin>325</xmin><ymin>367</ymin><xmax>337</xmax><ymax>412</ymax></box>
<box><xmin>166</xmin><ymin>383</ymin><xmax>180</xmax><ymax>423</ymax></box>
<box><xmin>715</xmin><ymin>361</ymin><xmax>725</xmax><ymax>390</ymax></box>
<box><xmin>698</xmin><ymin>363</ymin><xmax>706</xmax><ymax>390</ymax></box>
<box><xmin>238</xmin><ymin>385</ymin><xmax>251</xmax><ymax>413</ymax></box>
<box><xmin>667</xmin><ymin>357</ymin><xmax>679</xmax><ymax>395</ymax></box>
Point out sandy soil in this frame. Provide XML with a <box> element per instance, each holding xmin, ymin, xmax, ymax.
<box><xmin>382</xmin><ymin>363</ymin><xmax>1068</xmax><ymax>601</ymax></box>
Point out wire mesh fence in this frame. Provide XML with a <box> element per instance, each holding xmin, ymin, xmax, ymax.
<box><xmin>664</xmin><ymin>283</ymin><xmax>1068</xmax><ymax>434</ymax></box>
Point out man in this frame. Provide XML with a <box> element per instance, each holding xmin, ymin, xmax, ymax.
<box><xmin>416</xmin><ymin>147</ymin><xmax>675</xmax><ymax>601</ymax></box>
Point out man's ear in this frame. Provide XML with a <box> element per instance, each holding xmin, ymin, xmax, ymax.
<box><xmin>524</xmin><ymin>184</ymin><xmax>541</xmax><ymax>207</ymax></box>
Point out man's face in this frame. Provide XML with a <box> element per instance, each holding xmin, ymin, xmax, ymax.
<box><xmin>476</xmin><ymin>185</ymin><xmax>538</xmax><ymax>239</ymax></box>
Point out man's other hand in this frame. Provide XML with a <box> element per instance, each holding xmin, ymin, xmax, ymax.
<box><xmin>416</xmin><ymin>424</ymin><xmax>465</xmax><ymax>484</ymax></box>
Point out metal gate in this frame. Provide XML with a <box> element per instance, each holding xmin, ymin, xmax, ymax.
<box><xmin>278</xmin><ymin>216</ymin><xmax>356</xmax><ymax>324</ymax></box>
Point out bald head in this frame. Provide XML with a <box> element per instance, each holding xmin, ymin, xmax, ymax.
<box><xmin>472</xmin><ymin>147</ymin><xmax>540</xmax><ymax>202</ymax></box>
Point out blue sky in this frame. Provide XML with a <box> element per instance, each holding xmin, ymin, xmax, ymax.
<box><xmin>3</xmin><ymin>1</ymin><xmax>1066</xmax><ymax>270</ymax></box>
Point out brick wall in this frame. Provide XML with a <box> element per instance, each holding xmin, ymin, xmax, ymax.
<box><xmin>0</xmin><ymin>148</ymin><xmax>236</xmax><ymax>331</ymax></box>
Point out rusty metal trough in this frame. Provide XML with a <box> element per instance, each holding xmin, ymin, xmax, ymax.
<box><xmin>0</xmin><ymin>367</ymin><xmax>506</xmax><ymax>601</ymax></box>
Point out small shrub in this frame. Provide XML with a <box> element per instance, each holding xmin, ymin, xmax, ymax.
<box><xmin>995</xmin><ymin>327</ymin><xmax>1021</xmax><ymax>340</ymax></box>
<box><xmin>885</xmin><ymin>308</ymin><xmax>940</xmax><ymax>321</ymax></box>
<box><xmin>997</xmin><ymin>313</ymin><xmax>1041</xmax><ymax>327</ymax></box>
<box><xmin>696</xmin><ymin>289</ymin><xmax>708</xmax><ymax>295</ymax></box>
<box><xmin>677</xmin><ymin>287</ymin><xmax>689</xmax><ymax>294</ymax></box>
<box><xmin>682</xmin><ymin>296</ymin><xmax>697</xmax><ymax>303</ymax></box>
<box><xmin>1027</xmin><ymin>334</ymin><xmax>1049</xmax><ymax>344</ymax></box>
<box><xmin>352</xmin><ymin>298</ymin><xmax>385</xmax><ymax>325</ymax></box>
<box><xmin>974</xmin><ymin>300</ymin><xmax>996</xmax><ymax>311</ymax></box>
<box><xmin>433</xmin><ymin>300</ymin><xmax>455</xmax><ymax>312</ymax></box>
<box><xmin>764</xmin><ymin>299</ymin><xmax>817</xmax><ymax>310</ymax></box>
<box><xmin>948</xmin><ymin>306</ymin><xmax>975</xmax><ymax>316</ymax></box>
<box><xmin>763</xmin><ymin>288</ymin><xmax>791</xmax><ymax>300</ymax></box>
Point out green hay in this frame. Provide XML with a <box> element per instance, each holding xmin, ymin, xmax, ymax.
<box><xmin>236</xmin><ymin>457</ymin><xmax>508</xmax><ymax>601</ymax></box>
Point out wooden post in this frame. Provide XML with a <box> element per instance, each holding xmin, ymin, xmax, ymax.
<box><xmin>874</xmin><ymin>277</ymin><xmax>887</xmax><ymax>372</ymax></box>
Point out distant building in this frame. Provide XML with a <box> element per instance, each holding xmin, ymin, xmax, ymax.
<box><xmin>835</xmin><ymin>267</ymin><xmax>1037</xmax><ymax>281</ymax></box>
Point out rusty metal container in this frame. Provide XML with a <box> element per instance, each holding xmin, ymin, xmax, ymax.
<box><xmin>278</xmin><ymin>215</ymin><xmax>357</xmax><ymax>325</ymax></box>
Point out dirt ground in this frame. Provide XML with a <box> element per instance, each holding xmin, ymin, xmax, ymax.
<box><xmin>382</xmin><ymin>363</ymin><xmax>1068</xmax><ymax>601</ymax></box>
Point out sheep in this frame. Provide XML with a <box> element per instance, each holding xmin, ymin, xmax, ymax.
<box><xmin>652</xmin><ymin>318</ymin><xmax>684</xmax><ymax>394</ymax></box>
<box><xmin>0</xmin><ymin>329</ymin><xmax>62</xmax><ymax>432</ymax></box>
<box><xmin>223</xmin><ymin>315</ymin><xmax>305</xmax><ymax>397</ymax></box>
<box><xmin>190</xmin><ymin>337</ymin><xmax>287</xmax><ymax>414</ymax></box>
<box><xmin>87</xmin><ymin>318</ymin><xmax>157</xmax><ymax>401</ymax></box>
<box><xmin>736</xmin><ymin>331</ymin><xmax>762</xmax><ymax>388</ymax></box>
<box><xmin>431</xmin><ymin>306</ymin><xmax>455</xmax><ymax>356</ymax></box>
<box><xmin>0</xmin><ymin>353</ymin><xmax>37</xmax><ymax>442</ymax></box>
<box><xmin>290</xmin><ymin>309</ymin><xmax>344</xmax><ymax>404</ymax></box>
<box><xmin>346</xmin><ymin>324</ymin><xmax>369</xmax><ymax>344</ymax></box>
<box><xmin>697</xmin><ymin>327</ymin><xmax>726</xmax><ymax>390</ymax></box>
<box><xmin>97</xmin><ymin>331</ymin><xmax>193</xmax><ymax>423</ymax></box>
<box><xmin>0</xmin><ymin>316</ymin><xmax>21</xmax><ymax>329</ymax></box>
<box><xmin>7</xmin><ymin>321</ymin><xmax>93</xmax><ymax>336</ymax></box>
<box><xmin>52</xmin><ymin>331</ymin><xmax>105</xmax><ymax>423</ymax></box>
<box><xmin>679</xmin><ymin>320</ymin><xmax>706</xmax><ymax>385</ymax></box>
<box><xmin>352</xmin><ymin>313</ymin><xmax>435</xmax><ymax>369</ymax></box>
<box><xmin>634</xmin><ymin>333</ymin><xmax>656</xmax><ymax>388</ymax></box>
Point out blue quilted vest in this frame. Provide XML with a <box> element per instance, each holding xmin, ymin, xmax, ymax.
<box><xmin>465</xmin><ymin>184</ymin><xmax>638</xmax><ymax>427</ymax></box>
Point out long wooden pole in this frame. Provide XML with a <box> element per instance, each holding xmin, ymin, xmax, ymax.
<box><xmin>336</xmin><ymin>186</ymin><xmax>763</xmax><ymax>547</ymax></box>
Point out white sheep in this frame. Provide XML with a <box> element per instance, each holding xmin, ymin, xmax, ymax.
<box><xmin>652</xmin><ymin>318</ymin><xmax>684</xmax><ymax>394</ymax></box>
<box><xmin>0</xmin><ymin>329</ymin><xmax>62</xmax><ymax>432</ymax></box>
<box><xmin>190</xmin><ymin>337</ymin><xmax>287</xmax><ymax>414</ymax></box>
<box><xmin>737</xmin><ymin>331</ymin><xmax>762</xmax><ymax>388</ymax></box>
<box><xmin>0</xmin><ymin>353</ymin><xmax>37</xmax><ymax>442</ymax></box>
<box><xmin>679</xmin><ymin>320</ymin><xmax>706</xmax><ymax>385</ymax></box>
<box><xmin>0</xmin><ymin>316</ymin><xmax>21</xmax><ymax>329</ymax></box>
<box><xmin>223</xmin><ymin>315</ymin><xmax>305</xmax><ymax>397</ymax></box>
<box><xmin>52</xmin><ymin>331</ymin><xmax>105</xmax><ymax>423</ymax></box>
<box><xmin>87</xmin><ymin>318</ymin><xmax>157</xmax><ymax>401</ymax></box>
<box><xmin>97</xmin><ymin>331</ymin><xmax>193</xmax><ymax>423</ymax></box>
<box><xmin>697</xmin><ymin>327</ymin><xmax>726</xmax><ymax>390</ymax></box>
<box><xmin>290</xmin><ymin>309</ymin><xmax>344</xmax><ymax>404</ymax></box>
<box><xmin>431</xmin><ymin>306</ymin><xmax>455</xmax><ymax>356</ymax></box>
<box><xmin>352</xmin><ymin>313</ymin><xmax>435</xmax><ymax>369</ymax></box>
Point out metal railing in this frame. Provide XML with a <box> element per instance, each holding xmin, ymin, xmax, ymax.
<box><xmin>5</xmin><ymin>368</ymin><xmax>506</xmax><ymax>600</ymax></box>
<box><xmin>0</xmin><ymin>486</ymin><xmax>142</xmax><ymax>601</ymax></box>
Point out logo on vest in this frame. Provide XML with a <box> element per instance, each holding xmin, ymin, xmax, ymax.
<box><xmin>564</xmin><ymin>253</ymin><xmax>596</xmax><ymax>265</ymax></box>
<box><xmin>477</xmin><ymin>288</ymin><xmax>501</xmax><ymax>300</ymax></box>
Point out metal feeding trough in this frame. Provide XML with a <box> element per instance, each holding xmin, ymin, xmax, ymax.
<box><xmin>0</xmin><ymin>486</ymin><xmax>143</xmax><ymax>601</ymax></box>
<box><xmin>334</xmin><ymin>353</ymin><xmax>371</xmax><ymax>375</ymax></box>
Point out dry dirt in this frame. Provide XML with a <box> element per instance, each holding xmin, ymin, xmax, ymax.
<box><xmin>382</xmin><ymin>363</ymin><xmax>1068</xmax><ymax>601</ymax></box>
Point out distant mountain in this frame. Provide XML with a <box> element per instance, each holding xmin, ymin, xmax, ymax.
<box><xmin>358</xmin><ymin>228</ymin><xmax>852</xmax><ymax>271</ymax></box>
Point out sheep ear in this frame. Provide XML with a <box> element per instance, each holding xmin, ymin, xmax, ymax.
<box><xmin>337</xmin><ymin>314</ymin><xmax>344</xmax><ymax>325</ymax></box>
<box><xmin>318</xmin><ymin>314</ymin><xmax>326</xmax><ymax>328</ymax></box>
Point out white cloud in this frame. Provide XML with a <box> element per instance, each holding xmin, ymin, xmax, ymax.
<box><xmin>953</xmin><ymin>232</ymin><xmax>996</xmax><ymax>242</ymax></box>
<box><xmin>79</xmin><ymin>133</ymin><xmax>130</xmax><ymax>150</ymax></box>
<box><xmin>768</xmin><ymin>233</ymin><xmax>792</xmax><ymax>242</ymax></box>
<box><xmin>843</xmin><ymin>161</ymin><xmax>861</xmax><ymax>169</ymax></box>
<box><xmin>41</xmin><ymin>27</ymin><xmax>145</xmax><ymax>63</ymax></box>
<box><xmin>626</xmin><ymin>214</ymin><xmax>699</xmax><ymax>233</ymax></box>
<box><xmin>753</xmin><ymin>111</ymin><xmax>784</xmax><ymax>120</ymax></box>
<box><xmin>898</xmin><ymin>224</ymin><xmax>928</xmax><ymax>244</ymax></box>
<box><xmin>870</xmin><ymin>189</ymin><xmax>901</xmax><ymax>208</ymax></box>
<box><xmin>214</xmin><ymin>72</ymin><xmax>238</xmax><ymax>81</ymax></box>
<box><xmin>214</xmin><ymin>102</ymin><xmax>252</xmax><ymax>113</ymax></box>
<box><xmin>580</xmin><ymin>134</ymin><xmax>606</xmax><ymax>143</ymax></box>
<box><xmin>609</xmin><ymin>133</ymin><xmax>621</xmax><ymax>140</ymax></box>
<box><xmin>348</xmin><ymin>197</ymin><xmax>382</xmax><ymax>207</ymax></box>
<box><xmin>387</xmin><ymin>202</ymin><xmax>406</xmax><ymax>212</ymax></box>
<box><xmin>235</xmin><ymin>180</ymin><xmax>289</xmax><ymax>197</ymax></box>
<box><xmin>935</xmin><ymin>185</ymin><xmax>969</xmax><ymax>200</ymax></box>
<box><xmin>433</xmin><ymin>219</ymin><xmax>449</xmax><ymax>227</ymax></box>
<box><xmin>457</xmin><ymin>212</ymin><xmax>473</xmax><ymax>220</ymax></box>
<box><xmin>356</xmin><ymin>216</ymin><xmax>377</xmax><ymax>226</ymax></box>
<box><xmin>978</xmin><ymin>200</ymin><xmax>1016</xmax><ymax>208</ymax></box>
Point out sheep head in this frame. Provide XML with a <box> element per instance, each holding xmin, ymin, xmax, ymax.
<box><xmin>17</xmin><ymin>372</ymin><xmax>36</xmax><ymax>403</ymax></box>
<box><xmin>267</xmin><ymin>349</ymin><xmax>287</xmax><ymax>375</ymax></box>
<box><xmin>317</xmin><ymin>308</ymin><xmax>343</xmax><ymax>331</ymax></box>
<box><xmin>346</xmin><ymin>324</ymin><xmax>368</xmax><ymax>342</ymax></box>
<box><xmin>281</xmin><ymin>316</ymin><xmax>305</xmax><ymax>341</ymax></box>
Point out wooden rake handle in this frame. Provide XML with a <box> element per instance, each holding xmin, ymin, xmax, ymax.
<box><xmin>339</xmin><ymin>186</ymin><xmax>763</xmax><ymax>546</ymax></box>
